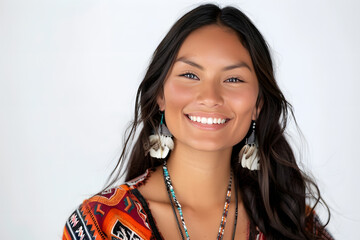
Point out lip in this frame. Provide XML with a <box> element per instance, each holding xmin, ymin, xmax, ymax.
<box><xmin>184</xmin><ymin>112</ymin><xmax>231</xmax><ymax>130</ymax></box>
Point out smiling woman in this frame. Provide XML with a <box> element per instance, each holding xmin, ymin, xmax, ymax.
<box><xmin>158</xmin><ymin>25</ymin><xmax>259</xmax><ymax>153</ymax></box>
<box><xmin>63</xmin><ymin>4</ymin><xmax>333</xmax><ymax>240</ymax></box>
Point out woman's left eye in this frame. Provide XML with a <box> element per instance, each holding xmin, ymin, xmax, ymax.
<box><xmin>225</xmin><ymin>77</ymin><xmax>243</xmax><ymax>83</ymax></box>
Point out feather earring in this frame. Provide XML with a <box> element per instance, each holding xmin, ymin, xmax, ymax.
<box><xmin>148</xmin><ymin>112</ymin><xmax>174</xmax><ymax>159</ymax></box>
<box><xmin>239</xmin><ymin>121</ymin><xmax>260</xmax><ymax>170</ymax></box>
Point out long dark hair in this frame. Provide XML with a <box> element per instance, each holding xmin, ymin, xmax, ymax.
<box><xmin>106</xmin><ymin>4</ymin><xmax>330</xmax><ymax>239</ymax></box>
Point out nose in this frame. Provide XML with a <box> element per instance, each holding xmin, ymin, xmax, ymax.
<box><xmin>196</xmin><ymin>81</ymin><xmax>224</xmax><ymax>108</ymax></box>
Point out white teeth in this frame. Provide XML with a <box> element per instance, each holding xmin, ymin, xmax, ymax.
<box><xmin>188</xmin><ymin>115</ymin><xmax>227</xmax><ymax>125</ymax></box>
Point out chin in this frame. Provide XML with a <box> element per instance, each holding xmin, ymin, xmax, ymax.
<box><xmin>185</xmin><ymin>140</ymin><xmax>233</xmax><ymax>153</ymax></box>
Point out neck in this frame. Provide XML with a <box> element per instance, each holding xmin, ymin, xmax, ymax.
<box><xmin>165</xmin><ymin>141</ymin><xmax>233</xmax><ymax>209</ymax></box>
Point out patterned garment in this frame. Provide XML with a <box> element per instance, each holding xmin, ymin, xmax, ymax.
<box><xmin>63</xmin><ymin>169</ymin><xmax>332</xmax><ymax>240</ymax></box>
<box><xmin>63</xmin><ymin>170</ymin><xmax>156</xmax><ymax>240</ymax></box>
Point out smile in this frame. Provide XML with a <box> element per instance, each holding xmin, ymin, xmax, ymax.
<box><xmin>187</xmin><ymin>115</ymin><xmax>228</xmax><ymax>125</ymax></box>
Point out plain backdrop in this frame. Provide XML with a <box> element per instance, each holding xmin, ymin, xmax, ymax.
<box><xmin>0</xmin><ymin>0</ymin><xmax>359</xmax><ymax>239</ymax></box>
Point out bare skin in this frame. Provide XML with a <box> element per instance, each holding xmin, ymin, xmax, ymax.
<box><xmin>138</xmin><ymin>164</ymin><xmax>250</xmax><ymax>240</ymax></box>
<box><xmin>138</xmin><ymin>24</ymin><xmax>260</xmax><ymax>239</ymax></box>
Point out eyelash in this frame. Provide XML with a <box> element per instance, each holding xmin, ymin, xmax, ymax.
<box><xmin>225</xmin><ymin>77</ymin><xmax>243</xmax><ymax>83</ymax></box>
<box><xmin>180</xmin><ymin>72</ymin><xmax>243</xmax><ymax>83</ymax></box>
<box><xmin>181</xmin><ymin>72</ymin><xmax>199</xmax><ymax>80</ymax></box>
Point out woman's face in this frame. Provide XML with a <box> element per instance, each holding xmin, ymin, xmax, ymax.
<box><xmin>157</xmin><ymin>25</ymin><xmax>260</xmax><ymax>153</ymax></box>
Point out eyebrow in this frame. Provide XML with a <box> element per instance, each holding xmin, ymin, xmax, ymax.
<box><xmin>175</xmin><ymin>57</ymin><xmax>252</xmax><ymax>72</ymax></box>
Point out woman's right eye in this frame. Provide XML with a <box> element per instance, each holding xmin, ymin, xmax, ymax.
<box><xmin>180</xmin><ymin>72</ymin><xmax>199</xmax><ymax>80</ymax></box>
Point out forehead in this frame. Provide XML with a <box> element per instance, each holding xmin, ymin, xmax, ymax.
<box><xmin>176</xmin><ymin>24</ymin><xmax>252</xmax><ymax>67</ymax></box>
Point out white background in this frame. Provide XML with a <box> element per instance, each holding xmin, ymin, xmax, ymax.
<box><xmin>0</xmin><ymin>0</ymin><xmax>359</xmax><ymax>239</ymax></box>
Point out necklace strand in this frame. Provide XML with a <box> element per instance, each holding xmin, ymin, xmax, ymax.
<box><xmin>232</xmin><ymin>179</ymin><xmax>239</xmax><ymax>240</ymax></box>
<box><xmin>217</xmin><ymin>170</ymin><xmax>233</xmax><ymax>239</ymax></box>
<box><xmin>163</xmin><ymin>161</ymin><xmax>233</xmax><ymax>240</ymax></box>
<box><xmin>164</xmin><ymin>173</ymin><xmax>186</xmax><ymax>240</ymax></box>
<box><xmin>163</xmin><ymin>163</ymin><xmax>190</xmax><ymax>239</ymax></box>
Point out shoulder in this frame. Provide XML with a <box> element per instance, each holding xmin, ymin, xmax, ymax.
<box><xmin>63</xmin><ymin>170</ymin><xmax>154</xmax><ymax>240</ymax></box>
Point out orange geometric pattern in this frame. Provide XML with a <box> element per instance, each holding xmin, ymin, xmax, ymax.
<box><xmin>63</xmin><ymin>175</ymin><xmax>155</xmax><ymax>240</ymax></box>
<box><xmin>87</xmin><ymin>187</ymin><xmax>127</xmax><ymax>206</ymax></box>
<box><xmin>102</xmin><ymin>208</ymin><xmax>152</xmax><ymax>240</ymax></box>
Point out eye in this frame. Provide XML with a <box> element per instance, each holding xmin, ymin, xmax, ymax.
<box><xmin>180</xmin><ymin>72</ymin><xmax>199</xmax><ymax>80</ymax></box>
<box><xmin>225</xmin><ymin>77</ymin><xmax>244</xmax><ymax>83</ymax></box>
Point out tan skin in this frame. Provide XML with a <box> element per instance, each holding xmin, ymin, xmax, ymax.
<box><xmin>138</xmin><ymin>24</ymin><xmax>261</xmax><ymax>240</ymax></box>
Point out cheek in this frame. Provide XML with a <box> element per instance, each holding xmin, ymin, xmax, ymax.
<box><xmin>225</xmin><ymin>86</ymin><xmax>258</xmax><ymax>113</ymax></box>
<box><xmin>162</xmin><ymin>80</ymin><xmax>196</xmax><ymax>139</ymax></box>
<box><xmin>226</xmin><ymin>87</ymin><xmax>258</xmax><ymax>143</ymax></box>
<box><xmin>163</xmin><ymin>80</ymin><xmax>193</xmax><ymax>110</ymax></box>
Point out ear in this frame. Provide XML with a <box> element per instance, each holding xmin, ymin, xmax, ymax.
<box><xmin>251</xmin><ymin>97</ymin><xmax>263</xmax><ymax>121</ymax></box>
<box><xmin>157</xmin><ymin>93</ymin><xmax>165</xmax><ymax>111</ymax></box>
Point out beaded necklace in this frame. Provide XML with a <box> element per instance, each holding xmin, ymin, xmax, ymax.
<box><xmin>162</xmin><ymin>161</ymin><xmax>237</xmax><ymax>240</ymax></box>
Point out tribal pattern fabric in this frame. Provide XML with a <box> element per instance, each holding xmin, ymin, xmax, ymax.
<box><xmin>63</xmin><ymin>169</ymin><xmax>333</xmax><ymax>240</ymax></box>
<box><xmin>63</xmin><ymin>170</ymin><xmax>154</xmax><ymax>240</ymax></box>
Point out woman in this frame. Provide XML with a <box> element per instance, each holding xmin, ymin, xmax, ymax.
<box><xmin>63</xmin><ymin>4</ymin><xmax>333</xmax><ymax>240</ymax></box>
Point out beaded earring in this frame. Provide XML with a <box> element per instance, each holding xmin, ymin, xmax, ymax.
<box><xmin>148</xmin><ymin>112</ymin><xmax>174</xmax><ymax>159</ymax></box>
<box><xmin>239</xmin><ymin>121</ymin><xmax>260</xmax><ymax>170</ymax></box>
